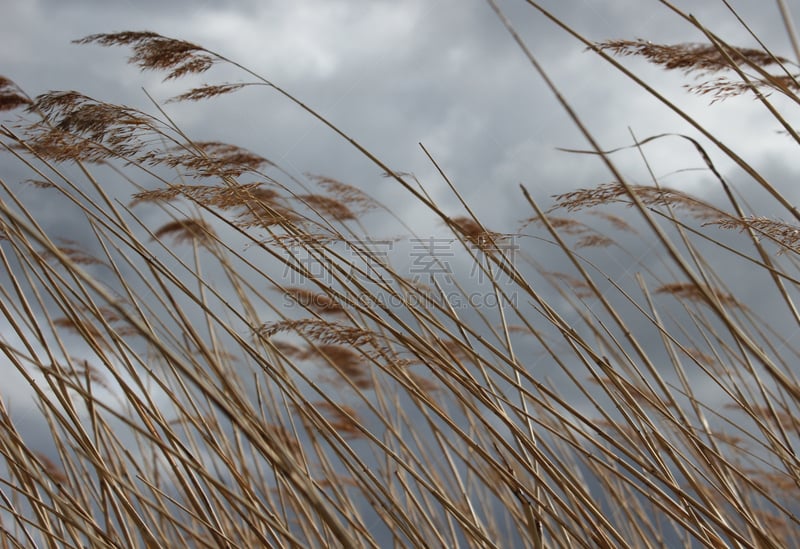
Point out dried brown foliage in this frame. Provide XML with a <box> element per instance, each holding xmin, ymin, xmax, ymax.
<box><xmin>521</xmin><ymin>214</ymin><xmax>614</xmax><ymax>248</ymax></box>
<box><xmin>589</xmin><ymin>211</ymin><xmax>638</xmax><ymax>234</ymax></box>
<box><xmin>551</xmin><ymin>182</ymin><xmax>725</xmax><ymax>220</ymax></box>
<box><xmin>258</xmin><ymin>318</ymin><xmax>375</xmax><ymax>347</ymax></box>
<box><xmin>33</xmin><ymin>452</ymin><xmax>67</xmax><ymax>484</ymax></box>
<box><xmin>32</xmin><ymin>92</ymin><xmax>149</xmax><ymax>138</ymax></box>
<box><xmin>52</xmin><ymin>317</ymin><xmax>106</xmax><ymax>345</ymax></box>
<box><xmin>0</xmin><ymin>76</ymin><xmax>31</xmax><ymax>111</ymax></box>
<box><xmin>312</xmin><ymin>344</ymin><xmax>371</xmax><ymax>389</ymax></box>
<box><xmin>685</xmin><ymin>348</ymin><xmax>716</xmax><ymax>367</ymax></box>
<box><xmin>686</xmin><ymin>75</ymin><xmax>800</xmax><ymax>103</ymax></box>
<box><xmin>152</xmin><ymin>218</ymin><xmax>215</xmax><ymax>245</ymax></box>
<box><xmin>21</xmin><ymin>92</ymin><xmax>157</xmax><ymax>162</ymax></box>
<box><xmin>260</xmin><ymin>233</ymin><xmax>346</xmax><ymax>247</ymax></box>
<box><xmin>269</xmin><ymin>340</ymin><xmax>305</xmax><ymax>358</ymax></box>
<box><xmin>594</xmin><ymin>39</ymin><xmax>787</xmax><ymax>74</ymax></box>
<box><xmin>406</xmin><ymin>371</ymin><xmax>441</xmax><ymax>394</ymax></box>
<box><xmin>440</xmin><ymin>338</ymin><xmax>472</xmax><ymax>360</ymax></box>
<box><xmin>21</xmin><ymin>178</ymin><xmax>56</xmax><ymax>189</ymax></box>
<box><xmin>596</xmin><ymin>38</ymin><xmax>800</xmax><ymax>103</ymax></box>
<box><xmin>40</xmin><ymin>240</ymin><xmax>106</xmax><ymax>266</ymax></box>
<box><xmin>307</xmin><ymin>174</ymin><xmax>380</xmax><ymax>215</ymax></box>
<box><xmin>74</xmin><ymin>32</ymin><xmax>215</xmax><ymax>80</ymax></box>
<box><xmin>141</xmin><ymin>141</ymin><xmax>273</xmax><ymax>178</ymax></box>
<box><xmin>655</xmin><ymin>282</ymin><xmax>739</xmax><ymax>307</ymax></box>
<box><xmin>450</xmin><ymin>216</ymin><xmax>510</xmax><ymax>252</ymax></box>
<box><xmin>167</xmin><ymin>83</ymin><xmax>247</xmax><ymax>103</ymax></box>
<box><xmin>575</xmin><ymin>233</ymin><xmax>614</xmax><ymax>248</ymax></box>
<box><xmin>707</xmin><ymin>215</ymin><xmax>800</xmax><ymax>254</ymax></box>
<box><xmin>132</xmin><ymin>182</ymin><xmax>298</xmax><ymax>227</ymax></box>
<box><xmin>521</xmin><ymin>214</ymin><xmax>590</xmax><ymax>235</ymax></box>
<box><xmin>298</xmin><ymin>194</ymin><xmax>357</xmax><ymax>222</ymax></box>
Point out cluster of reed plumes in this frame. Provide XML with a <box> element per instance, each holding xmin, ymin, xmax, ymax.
<box><xmin>1</xmin><ymin>1</ymin><xmax>799</xmax><ymax>547</ymax></box>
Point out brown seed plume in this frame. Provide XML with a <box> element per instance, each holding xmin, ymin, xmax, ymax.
<box><xmin>74</xmin><ymin>32</ymin><xmax>215</xmax><ymax>81</ymax></box>
<box><xmin>594</xmin><ymin>39</ymin><xmax>786</xmax><ymax>74</ymax></box>
<box><xmin>153</xmin><ymin>218</ymin><xmax>215</xmax><ymax>245</ymax></box>
<box><xmin>0</xmin><ymin>76</ymin><xmax>32</xmax><ymax>111</ymax></box>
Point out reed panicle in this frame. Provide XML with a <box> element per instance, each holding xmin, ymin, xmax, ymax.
<box><xmin>0</xmin><ymin>76</ymin><xmax>32</xmax><ymax>111</ymax></box>
<box><xmin>73</xmin><ymin>32</ymin><xmax>215</xmax><ymax>80</ymax></box>
<box><xmin>307</xmin><ymin>173</ymin><xmax>381</xmax><ymax>215</ymax></box>
<box><xmin>708</xmin><ymin>215</ymin><xmax>800</xmax><ymax>254</ymax></box>
<box><xmin>152</xmin><ymin>218</ymin><xmax>215</xmax><ymax>245</ymax></box>
<box><xmin>593</xmin><ymin>39</ymin><xmax>788</xmax><ymax>74</ymax></box>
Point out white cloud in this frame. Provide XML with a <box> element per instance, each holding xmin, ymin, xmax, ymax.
<box><xmin>180</xmin><ymin>1</ymin><xmax>425</xmax><ymax>81</ymax></box>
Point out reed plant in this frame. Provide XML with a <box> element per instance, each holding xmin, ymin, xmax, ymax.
<box><xmin>0</xmin><ymin>1</ymin><xmax>799</xmax><ymax>547</ymax></box>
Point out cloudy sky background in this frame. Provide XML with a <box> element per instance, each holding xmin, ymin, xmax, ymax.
<box><xmin>2</xmin><ymin>1</ymin><xmax>800</xmax><ymax>541</ymax></box>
